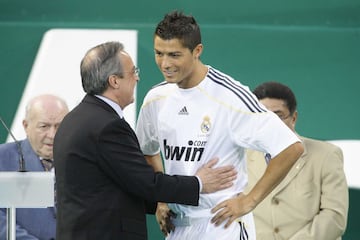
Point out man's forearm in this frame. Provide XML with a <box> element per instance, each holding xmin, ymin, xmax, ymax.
<box><xmin>145</xmin><ymin>154</ymin><xmax>164</xmax><ymax>172</ymax></box>
<box><xmin>248</xmin><ymin>142</ymin><xmax>304</xmax><ymax>206</ymax></box>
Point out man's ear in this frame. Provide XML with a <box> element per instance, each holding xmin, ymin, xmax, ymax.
<box><xmin>193</xmin><ymin>43</ymin><xmax>203</xmax><ymax>59</ymax></box>
<box><xmin>22</xmin><ymin>119</ymin><xmax>28</xmax><ymax>130</ymax></box>
<box><xmin>292</xmin><ymin>110</ymin><xmax>298</xmax><ymax>128</ymax></box>
<box><xmin>108</xmin><ymin>75</ymin><xmax>120</xmax><ymax>89</ymax></box>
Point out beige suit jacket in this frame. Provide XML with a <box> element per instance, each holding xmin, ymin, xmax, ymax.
<box><xmin>245</xmin><ymin>137</ymin><xmax>348</xmax><ymax>240</ymax></box>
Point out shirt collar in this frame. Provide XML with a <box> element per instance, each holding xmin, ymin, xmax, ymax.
<box><xmin>95</xmin><ymin>95</ymin><xmax>124</xmax><ymax>118</ymax></box>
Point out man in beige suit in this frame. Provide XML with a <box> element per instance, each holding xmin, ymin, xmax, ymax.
<box><xmin>245</xmin><ymin>81</ymin><xmax>348</xmax><ymax>240</ymax></box>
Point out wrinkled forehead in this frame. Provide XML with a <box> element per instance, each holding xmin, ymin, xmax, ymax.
<box><xmin>119</xmin><ymin>50</ymin><xmax>135</xmax><ymax>69</ymax></box>
<box><xmin>27</xmin><ymin>101</ymin><xmax>67</xmax><ymax>122</ymax></box>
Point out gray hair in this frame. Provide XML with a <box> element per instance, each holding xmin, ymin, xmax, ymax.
<box><xmin>80</xmin><ymin>41</ymin><xmax>124</xmax><ymax>95</ymax></box>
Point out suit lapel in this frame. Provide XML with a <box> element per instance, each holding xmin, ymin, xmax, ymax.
<box><xmin>247</xmin><ymin>138</ymin><xmax>308</xmax><ymax>195</ymax></box>
<box><xmin>22</xmin><ymin>139</ymin><xmax>57</xmax><ymax>218</ymax></box>
<box><xmin>272</xmin><ymin>137</ymin><xmax>308</xmax><ymax>194</ymax></box>
<box><xmin>21</xmin><ymin>139</ymin><xmax>43</xmax><ymax>171</ymax></box>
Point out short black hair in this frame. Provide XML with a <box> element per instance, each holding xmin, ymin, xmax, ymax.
<box><xmin>253</xmin><ymin>81</ymin><xmax>297</xmax><ymax>115</ymax></box>
<box><xmin>154</xmin><ymin>10</ymin><xmax>201</xmax><ymax>52</ymax></box>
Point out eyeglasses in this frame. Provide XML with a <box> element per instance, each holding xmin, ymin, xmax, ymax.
<box><xmin>132</xmin><ymin>67</ymin><xmax>140</xmax><ymax>76</ymax></box>
<box><xmin>126</xmin><ymin>66</ymin><xmax>140</xmax><ymax>77</ymax></box>
<box><xmin>115</xmin><ymin>67</ymin><xmax>140</xmax><ymax>78</ymax></box>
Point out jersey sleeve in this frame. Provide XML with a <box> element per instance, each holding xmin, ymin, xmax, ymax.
<box><xmin>135</xmin><ymin>98</ymin><xmax>161</xmax><ymax>156</ymax></box>
<box><xmin>230</xmin><ymin>109</ymin><xmax>301</xmax><ymax>157</ymax></box>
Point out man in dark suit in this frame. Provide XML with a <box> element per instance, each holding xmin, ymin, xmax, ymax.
<box><xmin>0</xmin><ymin>94</ymin><xmax>69</xmax><ymax>239</ymax></box>
<box><xmin>53</xmin><ymin>41</ymin><xmax>237</xmax><ymax>240</ymax></box>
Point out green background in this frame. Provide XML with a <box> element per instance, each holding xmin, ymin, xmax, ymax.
<box><xmin>0</xmin><ymin>0</ymin><xmax>359</xmax><ymax>239</ymax></box>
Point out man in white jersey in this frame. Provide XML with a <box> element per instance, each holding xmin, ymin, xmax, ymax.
<box><xmin>136</xmin><ymin>11</ymin><xmax>304</xmax><ymax>240</ymax></box>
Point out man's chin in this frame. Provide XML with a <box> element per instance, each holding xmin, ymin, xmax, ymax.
<box><xmin>164</xmin><ymin>77</ymin><xmax>177</xmax><ymax>84</ymax></box>
<box><xmin>41</xmin><ymin>149</ymin><xmax>53</xmax><ymax>158</ymax></box>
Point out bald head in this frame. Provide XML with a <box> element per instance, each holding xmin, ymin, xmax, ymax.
<box><xmin>23</xmin><ymin>94</ymin><xmax>69</xmax><ymax>159</ymax></box>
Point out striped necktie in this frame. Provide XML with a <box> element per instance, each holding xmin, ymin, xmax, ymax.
<box><xmin>41</xmin><ymin>158</ymin><xmax>53</xmax><ymax>172</ymax></box>
<box><xmin>41</xmin><ymin>158</ymin><xmax>57</xmax><ymax>215</ymax></box>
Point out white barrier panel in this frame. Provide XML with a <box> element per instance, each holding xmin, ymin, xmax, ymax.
<box><xmin>0</xmin><ymin>172</ymin><xmax>54</xmax><ymax>208</ymax></box>
<box><xmin>328</xmin><ymin>140</ymin><xmax>360</xmax><ymax>189</ymax></box>
<box><xmin>8</xmin><ymin>28</ymin><xmax>138</xmax><ymax>141</ymax></box>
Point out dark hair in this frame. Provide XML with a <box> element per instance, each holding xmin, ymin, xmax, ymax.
<box><xmin>80</xmin><ymin>41</ymin><xmax>124</xmax><ymax>95</ymax></box>
<box><xmin>253</xmin><ymin>81</ymin><xmax>297</xmax><ymax>115</ymax></box>
<box><xmin>154</xmin><ymin>10</ymin><xmax>201</xmax><ymax>52</ymax></box>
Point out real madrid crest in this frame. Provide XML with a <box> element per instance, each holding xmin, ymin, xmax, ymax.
<box><xmin>200</xmin><ymin>116</ymin><xmax>211</xmax><ymax>133</ymax></box>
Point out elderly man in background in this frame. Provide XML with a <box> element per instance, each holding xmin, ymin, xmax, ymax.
<box><xmin>0</xmin><ymin>94</ymin><xmax>69</xmax><ymax>240</ymax></box>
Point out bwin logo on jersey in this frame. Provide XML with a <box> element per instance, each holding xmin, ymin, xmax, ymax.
<box><xmin>163</xmin><ymin>139</ymin><xmax>206</xmax><ymax>161</ymax></box>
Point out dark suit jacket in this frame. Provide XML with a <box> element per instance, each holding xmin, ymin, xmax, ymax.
<box><xmin>54</xmin><ymin>94</ymin><xmax>200</xmax><ymax>240</ymax></box>
<box><xmin>0</xmin><ymin>139</ymin><xmax>56</xmax><ymax>240</ymax></box>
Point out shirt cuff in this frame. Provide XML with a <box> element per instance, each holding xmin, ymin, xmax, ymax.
<box><xmin>195</xmin><ymin>175</ymin><xmax>203</xmax><ymax>192</ymax></box>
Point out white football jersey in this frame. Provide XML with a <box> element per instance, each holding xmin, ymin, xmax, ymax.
<box><xmin>136</xmin><ymin>66</ymin><xmax>300</xmax><ymax>217</ymax></box>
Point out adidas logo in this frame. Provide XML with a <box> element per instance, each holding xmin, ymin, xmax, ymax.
<box><xmin>178</xmin><ymin>106</ymin><xmax>189</xmax><ymax>115</ymax></box>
